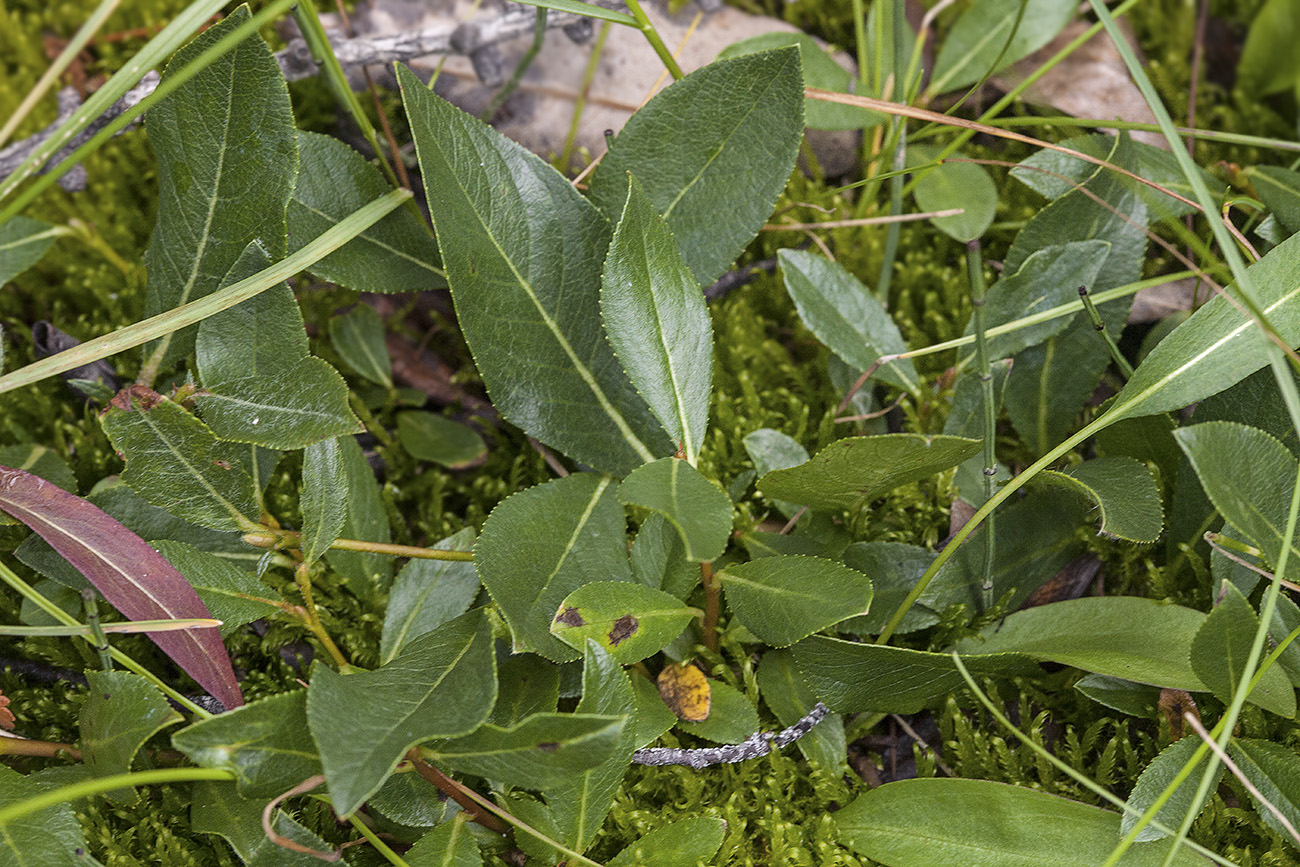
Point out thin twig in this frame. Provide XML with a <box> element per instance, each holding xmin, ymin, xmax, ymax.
<box><xmin>1184</xmin><ymin>712</ymin><xmax>1300</xmax><ymax>846</ymax></box>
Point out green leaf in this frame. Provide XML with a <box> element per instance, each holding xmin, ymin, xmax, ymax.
<box><xmin>954</xmin><ymin>596</ymin><xmax>1209</xmax><ymax>691</ymax></box>
<box><xmin>630</xmin><ymin>513</ymin><xmax>695</xmax><ymax>596</ymax></box>
<box><xmin>1175</xmin><ymin>421</ymin><xmax>1300</xmax><ymax>582</ymax></box>
<box><xmin>0</xmin><ymin>764</ymin><xmax>92</xmax><ymax>867</ymax></box>
<box><xmin>961</xmin><ymin>241</ymin><xmax>1110</xmax><ymax>362</ymax></box>
<box><xmin>547</xmin><ymin>642</ymin><xmax>637</xmax><ymax>850</ymax></box>
<box><xmin>1238</xmin><ymin>0</ymin><xmax>1300</xmax><ymax>95</ymax></box>
<box><xmin>491</xmin><ymin>655</ymin><xmax>561</xmax><ymax>727</ymax></box>
<box><xmin>910</xmin><ymin>145</ymin><xmax>997</xmax><ymax>242</ymax></box>
<box><xmin>717</xmin><ymin>33</ymin><xmax>879</xmax><ymax>131</ymax></box>
<box><xmin>1037</xmin><ymin>456</ymin><xmax>1164</xmax><ymax>543</ymax></box>
<box><xmin>153</xmin><ymin>540</ymin><xmax>282</xmax><ymax>635</ymax></box>
<box><xmin>381</xmin><ymin>528</ymin><xmax>479</xmax><ymax>664</ymax></box>
<box><xmin>928</xmin><ymin>0</ymin><xmax>1076</xmax><ymax>94</ymax></box>
<box><xmin>142</xmin><ymin>6</ymin><xmax>298</xmax><ymax>366</ymax></box>
<box><xmin>756</xmin><ymin>648</ymin><xmax>847</xmax><ymax>777</ymax></box>
<box><xmin>425</xmin><ymin>712</ymin><xmax>626</xmax><ymax>790</ymax></box>
<box><xmin>839</xmin><ymin>542</ymin><xmax>939</xmax><ymax>635</ymax></box>
<box><xmin>80</xmin><ymin>671</ymin><xmax>183</xmax><ymax>803</ymax></box>
<box><xmin>324</xmin><ymin>435</ymin><xmax>393</xmax><ymax>596</ymax></box>
<box><xmin>192</xmin><ymin>779</ymin><xmax>332</xmax><ymax>866</ymax></box>
<box><xmin>757</xmin><ymin>434</ymin><xmax>982</xmax><ymax>512</ymax></box>
<box><xmin>1190</xmin><ymin>581</ymin><xmax>1296</xmax><ymax>717</ymax></box>
<box><xmin>618</xmin><ymin>458</ymin><xmax>731</xmax><ymax>563</ymax></box>
<box><xmin>601</xmin><ymin>176</ymin><xmax>713</xmax><ymax>464</ymax></box>
<box><xmin>1228</xmin><ymin>738</ymin><xmax>1300</xmax><ymax>840</ymax></box>
<box><xmin>607</xmin><ymin>816</ymin><xmax>727</xmax><ymax>867</ymax></box>
<box><xmin>1269</xmin><ymin>592</ymin><xmax>1300</xmax><ymax>688</ymax></box>
<box><xmin>399</xmin><ymin>64</ymin><xmax>669</xmax><ymax>476</ymax></box>
<box><xmin>477</xmin><ymin>473</ymin><xmax>633</xmax><ymax>661</ymax></box>
<box><xmin>1074</xmin><ymin>674</ymin><xmax>1161</xmax><ymax>718</ymax></box>
<box><xmin>172</xmin><ymin>690</ymin><xmax>320</xmax><ymax>800</ymax></box>
<box><xmin>793</xmin><ymin>635</ymin><xmax>1037</xmax><ymax>713</ymax></box>
<box><xmin>743</xmin><ymin>428</ymin><xmax>810</xmax><ymax>519</ymax></box>
<box><xmin>397</xmin><ymin>412</ymin><xmax>487</xmax><ymax>469</ymax></box>
<box><xmin>719</xmin><ymin>555</ymin><xmax>872</xmax><ymax>647</ymax></box>
<box><xmin>1122</xmin><ymin>735</ymin><xmax>1224</xmax><ymax>842</ymax></box>
<box><xmin>300</xmin><ymin>437</ymin><xmax>347</xmax><ymax>566</ymax></box>
<box><xmin>675</xmin><ymin>679</ymin><xmax>761</xmax><ymax>744</ymax></box>
<box><xmin>777</xmin><ymin>249</ymin><xmax>920</xmax><ymax>395</ymax></box>
<box><xmin>289</xmin><ymin>131</ymin><xmax>444</xmax><ymax>293</ymax></box>
<box><xmin>406</xmin><ymin>816</ymin><xmax>483</xmax><ymax>867</ymax></box>
<box><xmin>1253</xmin><ymin>165</ymin><xmax>1300</xmax><ymax>236</ymax></box>
<box><xmin>630</xmin><ymin>671</ymin><xmax>677</xmax><ymax>749</ymax></box>
<box><xmin>0</xmin><ymin>216</ymin><xmax>60</xmax><ymax>284</ymax></box>
<box><xmin>330</xmin><ymin>304</ymin><xmax>392</xmax><ymax>386</ymax></box>
<box><xmin>195</xmin><ymin>355</ymin><xmax>361</xmax><ymax>450</ymax></box>
<box><xmin>587</xmin><ymin>49</ymin><xmax>804</xmax><ymax>285</ymax></box>
<box><xmin>836</xmin><ymin>778</ymin><xmax>1205</xmax><ymax>866</ymax></box>
<box><xmin>504</xmin><ymin>0</ymin><xmax>635</xmax><ymax>26</ymax></box>
<box><xmin>1110</xmin><ymin>230</ymin><xmax>1300</xmax><ymax>423</ymax></box>
<box><xmin>306</xmin><ymin>609</ymin><xmax>496</xmax><ymax>816</ymax></box>
<box><xmin>551</xmin><ymin>582</ymin><xmax>696</xmax><ymax>664</ymax></box>
<box><xmin>100</xmin><ymin>387</ymin><xmax>258</xmax><ymax>532</ymax></box>
<box><xmin>195</xmin><ymin>243</ymin><xmax>307</xmax><ymax>387</ymax></box>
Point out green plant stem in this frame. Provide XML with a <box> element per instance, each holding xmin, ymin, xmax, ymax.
<box><xmin>484</xmin><ymin>9</ymin><xmax>548</xmax><ymax>121</ymax></box>
<box><xmin>0</xmin><ymin>0</ymin><xmax>122</xmax><ymax>149</ymax></box>
<box><xmin>244</xmin><ymin>529</ymin><xmax>474</xmax><ymax>562</ymax></box>
<box><xmin>0</xmin><ymin>558</ymin><xmax>211</xmax><ymax>718</ymax></box>
<box><xmin>1077</xmin><ymin>286</ymin><xmax>1134</xmax><ymax>379</ymax></box>
<box><xmin>560</xmin><ymin>20</ymin><xmax>611</xmax><ymax>173</ymax></box>
<box><xmin>966</xmin><ymin>241</ymin><xmax>997</xmax><ymax>610</ymax></box>
<box><xmin>873</xmin><ymin>0</ymin><xmax>908</xmax><ymax>302</ymax></box>
<box><xmin>346</xmin><ymin>813</ymin><xmax>411</xmax><ymax>867</ymax></box>
<box><xmin>0</xmin><ymin>0</ymin><xmax>297</xmax><ymax>225</ymax></box>
<box><xmin>960</xmin><ymin>114</ymin><xmax>1300</xmax><ymax>154</ymax></box>
<box><xmin>622</xmin><ymin>0</ymin><xmax>683</xmax><ymax>80</ymax></box>
<box><xmin>951</xmin><ymin>653</ymin><xmax>1237</xmax><ymax>867</ymax></box>
<box><xmin>291</xmin><ymin>1</ymin><xmax>401</xmax><ymax>190</ymax></box>
<box><xmin>0</xmin><ymin>188</ymin><xmax>409</xmax><ymax>395</ymax></box>
<box><xmin>294</xmin><ymin>562</ymin><xmax>351</xmax><ymax>670</ymax></box>
<box><xmin>0</xmin><ymin>0</ymin><xmax>228</xmax><ymax>209</ymax></box>
<box><xmin>0</xmin><ymin>618</ymin><xmax>220</xmax><ymax>637</ymax></box>
<box><xmin>81</xmin><ymin>588</ymin><xmax>113</xmax><ymax>671</ymax></box>
<box><xmin>0</xmin><ymin>768</ymin><xmax>235</xmax><ymax>826</ymax></box>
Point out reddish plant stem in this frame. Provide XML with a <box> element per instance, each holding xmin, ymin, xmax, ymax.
<box><xmin>700</xmin><ymin>562</ymin><xmax>719</xmax><ymax>652</ymax></box>
<box><xmin>407</xmin><ymin>751</ymin><xmax>510</xmax><ymax>835</ymax></box>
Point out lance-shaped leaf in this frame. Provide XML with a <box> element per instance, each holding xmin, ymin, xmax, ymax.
<box><xmin>80</xmin><ymin>671</ymin><xmax>183</xmax><ymax>804</ymax></box>
<box><xmin>551</xmin><ymin>581</ymin><xmax>696</xmax><ymax>664</ymax></box>
<box><xmin>331</xmin><ymin>304</ymin><xmax>393</xmax><ymax>386</ymax></box>
<box><xmin>0</xmin><ymin>465</ymin><xmax>243</xmax><ymax>709</ymax></box>
<box><xmin>960</xmin><ymin>241</ymin><xmax>1109</xmax><ymax>363</ymax></box>
<box><xmin>100</xmin><ymin>386</ymin><xmax>258</xmax><ymax>532</ymax></box>
<box><xmin>1122</xmin><ymin>736</ymin><xmax>1224</xmax><ymax>842</ymax></box>
<box><xmin>547</xmin><ymin>642</ymin><xmax>637</xmax><ymax>851</ymax></box>
<box><xmin>299</xmin><ymin>437</ymin><xmax>347</xmax><ymax>566</ymax></box>
<box><xmin>1175</xmin><ymin>421</ymin><xmax>1300</xmax><ymax>581</ymax></box>
<box><xmin>758</xmin><ymin>434</ymin><xmax>982</xmax><ymax>512</ymax></box>
<box><xmin>289</xmin><ymin>130</ymin><xmax>445</xmax><ymax>293</ymax></box>
<box><xmin>173</xmin><ymin>690</ymin><xmax>320</xmax><ymax>799</ymax></box>
<box><xmin>491</xmin><ymin>655</ymin><xmax>561</xmax><ymax>727</ymax></box>
<box><xmin>1190</xmin><ymin>581</ymin><xmax>1296</xmax><ymax>717</ymax></box>
<box><xmin>476</xmin><ymin>474</ymin><xmax>633</xmax><ymax>662</ymax></box>
<box><xmin>793</xmin><ymin>636</ymin><xmax>1038</xmax><ymax>714</ymax></box>
<box><xmin>778</xmin><ymin>249</ymin><xmax>920</xmax><ymax>396</ymax></box>
<box><xmin>142</xmin><ymin>7</ymin><xmax>298</xmax><ymax>366</ymax></box>
<box><xmin>953</xmin><ymin>596</ymin><xmax>1210</xmax><ymax>691</ymax></box>
<box><xmin>1253</xmin><ymin>165</ymin><xmax>1300</xmax><ymax>235</ymax></box>
<box><xmin>607</xmin><ymin>817</ymin><xmax>727</xmax><ymax>867</ymax></box>
<box><xmin>1037</xmin><ymin>456</ymin><xmax>1164</xmax><ymax>543</ymax></box>
<box><xmin>836</xmin><ymin>778</ymin><xmax>1205</xmax><ymax>866</ymax></box>
<box><xmin>618</xmin><ymin>458</ymin><xmax>731</xmax><ymax>563</ymax></box>
<box><xmin>307</xmin><ymin>609</ymin><xmax>496</xmax><ymax>816</ymax></box>
<box><xmin>719</xmin><ymin>555</ymin><xmax>872</xmax><ymax>647</ymax></box>
<box><xmin>0</xmin><ymin>216</ymin><xmax>60</xmax><ymax>284</ymax></box>
<box><xmin>399</xmin><ymin>63</ymin><xmax>670</xmax><ymax>476</ymax></box>
<box><xmin>587</xmin><ymin>49</ymin><xmax>803</xmax><ymax>285</ymax></box>
<box><xmin>0</xmin><ymin>764</ymin><xmax>90</xmax><ymax>867</ymax></box>
<box><xmin>1228</xmin><ymin>738</ymin><xmax>1300</xmax><ymax>840</ymax></box>
<box><xmin>1110</xmin><ymin>229</ymin><xmax>1300</xmax><ymax>422</ymax></box>
<box><xmin>601</xmin><ymin>176</ymin><xmax>712</xmax><ymax>463</ymax></box>
<box><xmin>381</xmin><ymin>528</ymin><xmax>479</xmax><ymax>664</ymax></box>
<box><xmin>426</xmin><ymin>712</ymin><xmax>625</xmax><ymax>791</ymax></box>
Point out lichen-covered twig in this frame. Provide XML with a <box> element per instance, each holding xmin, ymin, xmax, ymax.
<box><xmin>632</xmin><ymin>702</ymin><xmax>830</xmax><ymax>769</ymax></box>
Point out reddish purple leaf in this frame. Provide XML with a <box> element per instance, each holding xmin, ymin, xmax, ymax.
<box><xmin>0</xmin><ymin>466</ymin><xmax>243</xmax><ymax>709</ymax></box>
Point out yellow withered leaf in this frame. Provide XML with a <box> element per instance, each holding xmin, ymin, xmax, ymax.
<box><xmin>657</xmin><ymin>662</ymin><xmax>711</xmax><ymax>722</ymax></box>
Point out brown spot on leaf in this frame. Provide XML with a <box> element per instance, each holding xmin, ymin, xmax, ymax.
<box><xmin>212</xmin><ymin>460</ymin><xmax>232</xmax><ymax>470</ymax></box>
<box><xmin>554</xmin><ymin>606</ymin><xmax>584</xmax><ymax>627</ymax></box>
<box><xmin>537</xmin><ymin>742</ymin><xmax>560</xmax><ymax>753</ymax></box>
<box><xmin>607</xmin><ymin>614</ymin><xmax>638</xmax><ymax>646</ymax></box>
<box><xmin>108</xmin><ymin>384</ymin><xmax>164</xmax><ymax>412</ymax></box>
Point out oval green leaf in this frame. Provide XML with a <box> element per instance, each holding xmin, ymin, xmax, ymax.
<box><xmin>618</xmin><ymin>458</ymin><xmax>732</xmax><ymax>563</ymax></box>
<box><xmin>398</xmin><ymin>412</ymin><xmax>487</xmax><ymax>469</ymax></box>
<box><xmin>1038</xmin><ymin>456</ymin><xmax>1164</xmax><ymax>543</ymax></box>
<box><xmin>331</xmin><ymin>304</ymin><xmax>392</xmax><ymax>387</ymax></box>
<box><xmin>719</xmin><ymin>555</ymin><xmax>872</xmax><ymax>647</ymax></box>
<box><xmin>551</xmin><ymin>581</ymin><xmax>696</xmax><ymax>664</ymax></box>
